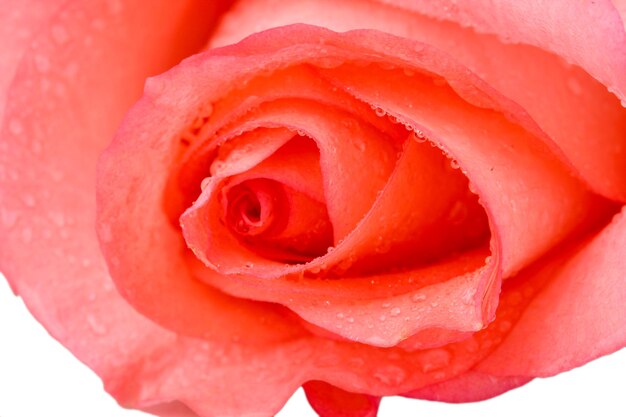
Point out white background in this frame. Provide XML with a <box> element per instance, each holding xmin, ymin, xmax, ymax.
<box><xmin>1</xmin><ymin>276</ymin><xmax>625</xmax><ymax>417</ymax></box>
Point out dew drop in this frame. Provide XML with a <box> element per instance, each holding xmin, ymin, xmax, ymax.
<box><xmin>498</xmin><ymin>320</ymin><xmax>512</xmax><ymax>332</ymax></box>
<box><xmin>1</xmin><ymin>209</ymin><xmax>18</xmax><ymax>228</ymax></box>
<box><xmin>50</xmin><ymin>170</ymin><xmax>64</xmax><ymax>182</ymax></box>
<box><xmin>107</xmin><ymin>0</ymin><xmax>123</xmax><ymax>14</ymax></box>
<box><xmin>379</xmin><ymin>314</ymin><xmax>387</xmax><ymax>322</ymax></box>
<box><xmin>91</xmin><ymin>18</ymin><xmax>105</xmax><ymax>31</ymax></box>
<box><xmin>346</xmin><ymin>317</ymin><xmax>355</xmax><ymax>323</ymax></box>
<box><xmin>100</xmin><ymin>223</ymin><xmax>113</xmax><ymax>242</ymax></box>
<box><xmin>31</xmin><ymin>141</ymin><xmax>42</xmax><ymax>154</ymax></box>
<box><xmin>567</xmin><ymin>77</ymin><xmax>583</xmax><ymax>96</ymax></box>
<box><xmin>449</xmin><ymin>159</ymin><xmax>460</xmax><ymax>169</ymax></box>
<box><xmin>34</xmin><ymin>55</ymin><xmax>51</xmax><ymax>73</ymax></box>
<box><xmin>200</xmin><ymin>177</ymin><xmax>211</xmax><ymax>190</ymax></box>
<box><xmin>381</xmin><ymin>302</ymin><xmax>391</xmax><ymax>308</ymax></box>
<box><xmin>390</xmin><ymin>307</ymin><xmax>401</xmax><ymax>316</ymax></box>
<box><xmin>51</xmin><ymin>24</ymin><xmax>69</xmax><ymax>44</ymax></box>
<box><xmin>373</xmin><ymin>365</ymin><xmax>406</xmax><ymax>386</ymax></box>
<box><xmin>309</xmin><ymin>265</ymin><xmax>322</xmax><ymax>274</ymax></box>
<box><xmin>21</xmin><ymin>227</ymin><xmax>32</xmax><ymax>243</ymax></box>
<box><xmin>447</xmin><ymin>201</ymin><xmax>468</xmax><ymax>225</ymax></box>
<box><xmin>507</xmin><ymin>290</ymin><xmax>523</xmax><ymax>306</ymax></box>
<box><xmin>9</xmin><ymin>119</ymin><xmax>23</xmax><ymax>135</ymax></box>
<box><xmin>414</xmin><ymin>130</ymin><xmax>427</xmax><ymax>143</ymax></box>
<box><xmin>336</xmin><ymin>312</ymin><xmax>345</xmax><ymax>320</ymax></box>
<box><xmin>374</xmin><ymin>107</ymin><xmax>386</xmax><ymax>117</ymax></box>
<box><xmin>86</xmin><ymin>314</ymin><xmax>107</xmax><ymax>335</ymax></box>
<box><xmin>411</xmin><ymin>293</ymin><xmax>426</xmax><ymax>302</ymax></box>
<box><xmin>48</xmin><ymin>211</ymin><xmax>65</xmax><ymax>227</ymax></box>
<box><xmin>420</xmin><ymin>349</ymin><xmax>451</xmax><ymax>373</ymax></box>
<box><xmin>22</xmin><ymin>194</ymin><xmax>35</xmax><ymax>207</ymax></box>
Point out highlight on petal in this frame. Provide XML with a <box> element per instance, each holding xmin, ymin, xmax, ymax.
<box><xmin>0</xmin><ymin>1</ymin><xmax>312</xmax><ymax>416</ymax></box>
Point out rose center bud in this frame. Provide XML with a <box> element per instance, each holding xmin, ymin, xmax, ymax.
<box><xmin>216</xmin><ymin>138</ymin><xmax>335</xmax><ymax>265</ymax></box>
<box><xmin>225</xmin><ymin>180</ymin><xmax>283</xmax><ymax>237</ymax></box>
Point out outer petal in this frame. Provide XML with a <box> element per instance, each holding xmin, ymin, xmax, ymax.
<box><xmin>0</xmin><ymin>0</ymin><xmax>62</xmax><ymax>121</ymax></box>
<box><xmin>373</xmin><ymin>0</ymin><xmax>626</xmax><ymax>101</ymax></box>
<box><xmin>0</xmin><ymin>1</ymin><xmax>309</xmax><ymax>416</ymax></box>
<box><xmin>405</xmin><ymin>370</ymin><xmax>531</xmax><ymax>403</ymax></box>
<box><xmin>303</xmin><ymin>381</ymin><xmax>381</xmax><ymax>417</ymax></box>
<box><xmin>213</xmin><ymin>0</ymin><xmax>626</xmax><ymax>202</ymax></box>
<box><xmin>477</xmin><ymin>208</ymin><xmax>626</xmax><ymax>377</ymax></box>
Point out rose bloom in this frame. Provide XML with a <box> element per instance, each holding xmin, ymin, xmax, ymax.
<box><xmin>1</xmin><ymin>0</ymin><xmax>626</xmax><ymax>416</ymax></box>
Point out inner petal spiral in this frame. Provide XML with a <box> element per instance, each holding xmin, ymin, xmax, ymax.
<box><xmin>222</xmin><ymin>177</ymin><xmax>334</xmax><ymax>263</ymax></box>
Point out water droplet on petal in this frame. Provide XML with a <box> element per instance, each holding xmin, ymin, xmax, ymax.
<box><xmin>21</xmin><ymin>227</ymin><xmax>32</xmax><ymax>243</ymax></box>
<box><xmin>34</xmin><ymin>55</ymin><xmax>51</xmax><ymax>73</ymax></box>
<box><xmin>420</xmin><ymin>349</ymin><xmax>451</xmax><ymax>373</ymax></box>
<box><xmin>200</xmin><ymin>177</ymin><xmax>211</xmax><ymax>190</ymax></box>
<box><xmin>22</xmin><ymin>194</ymin><xmax>35</xmax><ymax>207</ymax></box>
<box><xmin>100</xmin><ymin>223</ymin><xmax>113</xmax><ymax>242</ymax></box>
<box><xmin>414</xmin><ymin>130</ymin><xmax>427</xmax><ymax>143</ymax></box>
<box><xmin>498</xmin><ymin>320</ymin><xmax>512</xmax><ymax>332</ymax></box>
<box><xmin>567</xmin><ymin>77</ymin><xmax>583</xmax><ymax>96</ymax></box>
<box><xmin>51</xmin><ymin>24</ymin><xmax>69</xmax><ymax>44</ymax></box>
<box><xmin>86</xmin><ymin>314</ymin><xmax>107</xmax><ymax>335</ymax></box>
<box><xmin>390</xmin><ymin>307</ymin><xmax>401</xmax><ymax>316</ymax></box>
<box><xmin>9</xmin><ymin>119</ymin><xmax>23</xmax><ymax>135</ymax></box>
<box><xmin>373</xmin><ymin>365</ymin><xmax>406</xmax><ymax>386</ymax></box>
<box><xmin>411</xmin><ymin>293</ymin><xmax>426</xmax><ymax>302</ymax></box>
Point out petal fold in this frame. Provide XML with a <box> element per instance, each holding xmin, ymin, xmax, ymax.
<box><xmin>304</xmin><ymin>381</ymin><xmax>381</xmax><ymax>417</ymax></box>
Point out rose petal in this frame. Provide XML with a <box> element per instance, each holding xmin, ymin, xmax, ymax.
<box><xmin>190</xmin><ymin>132</ymin><xmax>494</xmax><ymax>346</ymax></box>
<box><xmin>372</xmin><ymin>0</ymin><xmax>626</xmax><ymax>101</ymax></box>
<box><xmin>212</xmin><ymin>0</ymin><xmax>626</xmax><ymax>201</ymax></box>
<box><xmin>0</xmin><ymin>1</ymin><xmax>310</xmax><ymax>415</ymax></box>
<box><xmin>303</xmin><ymin>381</ymin><xmax>381</xmax><ymax>417</ymax></box>
<box><xmin>476</xmin><ymin>207</ymin><xmax>626</xmax><ymax>377</ymax></box>
<box><xmin>180</xmin><ymin>99</ymin><xmax>397</xmax><ymax>275</ymax></box>
<box><xmin>405</xmin><ymin>370</ymin><xmax>532</xmax><ymax>403</ymax></box>
<box><xmin>323</xmin><ymin>63</ymin><xmax>599</xmax><ymax>277</ymax></box>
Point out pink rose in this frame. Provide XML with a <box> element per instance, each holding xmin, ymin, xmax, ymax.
<box><xmin>1</xmin><ymin>1</ymin><xmax>626</xmax><ymax>416</ymax></box>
